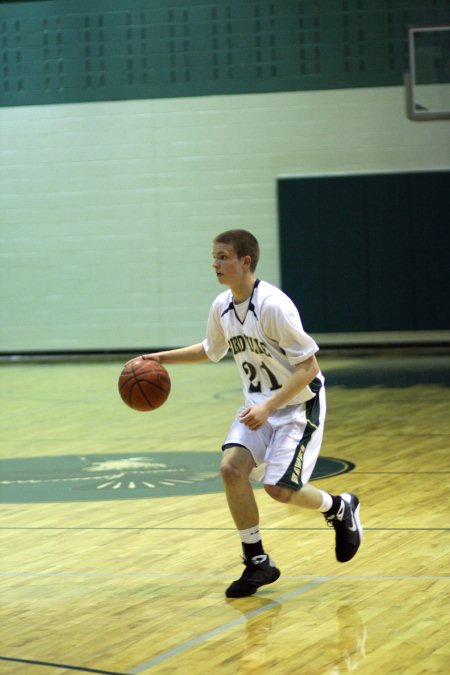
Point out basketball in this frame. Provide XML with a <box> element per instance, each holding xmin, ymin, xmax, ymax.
<box><xmin>118</xmin><ymin>357</ymin><xmax>171</xmax><ymax>412</ymax></box>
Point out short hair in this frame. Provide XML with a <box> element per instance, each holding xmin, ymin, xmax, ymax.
<box><xmin>213</xmin><ymin>229</ymin><xmax>260</xmax><ymax>272</ymax></box>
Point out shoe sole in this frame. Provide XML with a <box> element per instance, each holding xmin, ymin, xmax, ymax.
<box><xmin>354</xmin><ymin>502</ymin><xmax>363</xmax><ymax>542</ymax></box>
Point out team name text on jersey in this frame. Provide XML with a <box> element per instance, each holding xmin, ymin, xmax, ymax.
<box><xmin>228</xmin><ymin>335</ymin><xmax>272</xmax><ymax>358</ymax></box>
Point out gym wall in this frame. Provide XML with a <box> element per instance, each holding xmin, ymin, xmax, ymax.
<box><xmin>1</xmin><ymin>0</ymin><xmax>449</xmax><ymax>352</ymax></box>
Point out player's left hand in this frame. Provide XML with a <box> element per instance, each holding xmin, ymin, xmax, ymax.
<box><xmin>239</xmin><ymin>403</ymin><xmax>271</xmax><ymax>430</ymax></box>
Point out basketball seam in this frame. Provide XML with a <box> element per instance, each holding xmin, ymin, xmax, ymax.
<box><xmin>134</xmin><ymin>380</ymin><xmax>156</xmax><ymax>410</ymax></box>
<box><xmin>137</xmin><ymin>378</ymin><xmax>170</xmax><ymax>394</ymax></box>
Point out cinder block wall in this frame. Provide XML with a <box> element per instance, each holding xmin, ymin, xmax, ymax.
<box><xmin>1</xmin><ymin>1</ymin><xmax>448</xmax><ymax>351</ymax></box>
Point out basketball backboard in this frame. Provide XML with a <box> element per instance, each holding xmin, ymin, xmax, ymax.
<box><xmin>405</xmin><ymin>24</ymin><xmax>450</xmax><ymax>120</ymax></box>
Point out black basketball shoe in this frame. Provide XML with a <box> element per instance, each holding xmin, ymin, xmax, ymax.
<box><xmin>225</xmin><ymin>554</ymin><xmax>281</xmax><ymax>598</ymax></box>
<box><xmin>325</xmin><ymin>493</ymin><xmax>362</xmax><ymax>563</ymax></box>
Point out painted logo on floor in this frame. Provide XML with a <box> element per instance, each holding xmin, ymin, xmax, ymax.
<box><xmin>0</xmin><ymin>452</ymin><xmax>355</xmax><ymax>503</ymax></box>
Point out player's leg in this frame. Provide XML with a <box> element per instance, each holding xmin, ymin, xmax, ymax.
<box><xmin>265</xmin><ymin>481</ymin><xmax>324</xmax><ymax>508</ymax></box>
<box><xmin>265</xmin><ymin>482</ymin><xmax>362</xmax><ymax>563</ymax></box>
<box><xmin>220</xmin><ymin>426</ymin><xmax>280</xmax><ymax>597</ymax></box>
<box><xmin>221</xmin><ymin>445</ymin><xmax>259</xmax><ymax>531</ymax></box>
<box><xmin>263</xmin><ymin>386</ymin><xmax>362</xmax><ymax>562</ymax></box>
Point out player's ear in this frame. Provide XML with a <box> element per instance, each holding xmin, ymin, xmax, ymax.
<box><xmin>242</xmin><ymin>254</ymin><xmax>252</xmax><ymax>269</ymax></box>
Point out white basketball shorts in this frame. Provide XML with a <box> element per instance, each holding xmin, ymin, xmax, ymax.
<box><xmin>222</xmin><ymin>382</ymin><xmax>326</xmax><ymax>490</ymax></box>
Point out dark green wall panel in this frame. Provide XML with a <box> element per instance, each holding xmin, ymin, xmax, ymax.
<box><xmin>1</xmin><ymin>0</ymin><xmax>448</xmax><ymax>106</ymax></box>
<box><xmin>278</xmin><ymin>171</ymin><xmax>450</xmax><ymax>332</ymax></box>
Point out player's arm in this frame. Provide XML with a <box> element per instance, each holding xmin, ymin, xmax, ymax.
<box><xmin>266</xmin><ymin>354</ymin><xmax>320</xmax><ymax>412</ymax></box>
<box><xmin>142</xmin><ymin>342</ymin><xmax>209</xmax><ymax>364</ymax></box>
<box><xmin>240</xmin><ymin>355</ymin><xmax>320</xmax><ymax>430</ymax></box>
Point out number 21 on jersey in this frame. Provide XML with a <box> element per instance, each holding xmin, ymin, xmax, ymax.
<box><xmin>242</xmin><ymin>360</ymin><xmax>282</xmax><ymax>393</ymax></box>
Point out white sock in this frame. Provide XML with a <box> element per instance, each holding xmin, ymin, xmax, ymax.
<box><xmin>318</xmin><ymin>490</ymin><xmax>333</xmax><ymax>513</ymax></box>
<box><xmin>238</xmin><ymin>526</ymin><xmax>261</xmax><ymax>544</ymax></box>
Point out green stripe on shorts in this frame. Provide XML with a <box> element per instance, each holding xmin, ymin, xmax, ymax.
<box><xmin>276</xmin><ymin>377</ymin><xmax>322</xmax><ymax>490</ymax></box>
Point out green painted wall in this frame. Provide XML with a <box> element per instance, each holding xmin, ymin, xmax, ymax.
<box><xmin>1</xmin><ymin>0</ymin><xmax>448</xmax><ymax>107</ymax></box>
<box><xmin>278</xmin><ymin>171</ymin><xmax>450</xmax><ymax>332</ymax></box>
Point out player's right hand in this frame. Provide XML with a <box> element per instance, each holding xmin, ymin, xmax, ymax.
<box><xmin>141</xmin><ymin>353</ymin><xmax>161</xmax><ymax>362</ymax></box>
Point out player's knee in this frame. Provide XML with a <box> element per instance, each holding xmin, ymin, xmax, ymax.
<box><xmin>220</xmin><ymin>446</ymin><xmax>254</xmax><ymax>485</ymax></box>
<box><xmin>220</xmin><ymin>455</ymin><xmax>246</xmax><ymax>485</ymax></box>
<box><xmin>264</xmin><ymin>484</ymin><xmax>293</xmax><ymax>503</ymax></box>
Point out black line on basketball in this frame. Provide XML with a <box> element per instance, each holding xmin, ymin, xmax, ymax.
<box><xmin>134</xmin><ymin>378</ymin><xmax>156</xmax><ymax>410</ymax></box>
<box><xmin>138</xmin><ymin>377</ymin><xmax>169</xmax><ymax>394</ymax></box>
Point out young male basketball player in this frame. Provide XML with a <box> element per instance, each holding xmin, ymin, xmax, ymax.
<box><xmin>143</xmin><ymin>229</ymin><xmax>362</xmax><ymax>597</ymax></box>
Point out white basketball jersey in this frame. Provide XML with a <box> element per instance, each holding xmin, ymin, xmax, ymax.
<box><xmin>202</xmin><ymin>280</ymin><xmax>322</xmax><ymax>407</ymax></box>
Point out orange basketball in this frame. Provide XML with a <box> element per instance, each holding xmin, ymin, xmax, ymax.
<box><xmin>118</xmin><ymin>357</ymin><xmax>171</xmax><ymax>412</ymax></box>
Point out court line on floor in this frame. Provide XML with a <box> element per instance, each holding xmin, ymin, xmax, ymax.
<box><xmin>0</xmin><ymin>572</ymin><xmax>448</xmax><ymax>581</ymax></box>
<box><xmin>0</xmin><ymin>655</ymin><xmax>126</xmax><ymax>675</ymax></box>
<box><xmin>128</xmin><ymin>577</ymin><xmax>327</xmax><ymax>673</ymax></box>
<box><xmin>0</xmin><ymin>526</ymin><xmax>448</xmax><ymax>531</ymax></box>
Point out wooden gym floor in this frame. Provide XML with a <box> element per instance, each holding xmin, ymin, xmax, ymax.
<box><xmin>0</xmin><ymin>353</ymin><xmax>449</xmax><ymax>674</ymax></box>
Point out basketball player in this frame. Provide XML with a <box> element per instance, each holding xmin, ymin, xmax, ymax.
<box><xmin>143</xmin><ymin>229</ymin><xmax>362</xmax><ymax>597</ymax></box>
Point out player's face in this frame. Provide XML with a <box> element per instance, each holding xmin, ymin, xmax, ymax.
<box><xmin>212</xmin><ymin>243</ymin><xmax>249</xmax><ymax>287</ymax></box>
